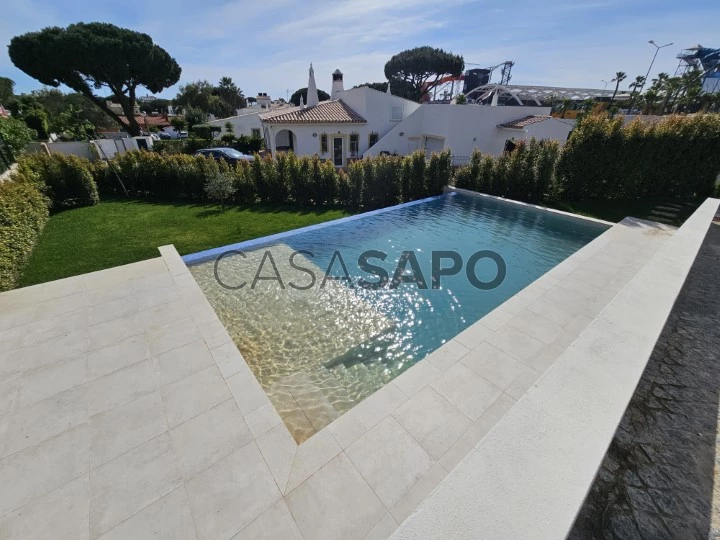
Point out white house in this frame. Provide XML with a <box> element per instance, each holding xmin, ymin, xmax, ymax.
<box><xmin>260</xmin><ymin>65</ymin><xmax>421</xmax><ymax>167</ymax></box>
<box><xmin>258</xmin><ymin>65</ymin><xmax>573</xmax><ymax>166</ymax></box>
<box><xmin>207</xmin><ymin>96</ymin><xmax>295</xmax><ymax>139</ymax></box>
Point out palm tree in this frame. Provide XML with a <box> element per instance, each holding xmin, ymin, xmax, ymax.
<box><xmin>609</xmin><ymin>71</ymin><xmax>627</xmax><ymax>106</ymax></box>
<box><xmin>627</xmin><ymin>75</ymin><xmax>645</xmax><ymax>113</ymax></box>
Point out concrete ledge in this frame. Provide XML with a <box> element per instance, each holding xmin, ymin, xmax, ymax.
<box><xmin>392</xmin><ymin>198</ymin><xmax>720</xmax><ymax>540</ymax></box>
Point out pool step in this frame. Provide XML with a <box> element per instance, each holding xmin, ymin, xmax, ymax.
<box><xmin>323</xmin><ymin>327</ymin><xmax>399</xmax><ymax>369</ymax></box>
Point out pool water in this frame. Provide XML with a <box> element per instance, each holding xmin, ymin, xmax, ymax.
<box><xmin>188</xmin><ymin>193</ymin><xmax>608</xmax><ymax>442</ymax></box>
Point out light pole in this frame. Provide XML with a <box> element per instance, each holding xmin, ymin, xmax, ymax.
<box><xmin>638</xmin><ymin>40</ymin><xmax>673</xmax><ymax>97</ymax></box>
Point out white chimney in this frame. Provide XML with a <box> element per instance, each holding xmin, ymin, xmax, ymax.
<box><xmin>331</xmin><ymin>69</ymin><xmax>344</xmax><ymax>99</ymax></box>
<box><xmin>306</xmin><ymin>64</ymin><xmax>319</xmax><ymax>107</ymax></box>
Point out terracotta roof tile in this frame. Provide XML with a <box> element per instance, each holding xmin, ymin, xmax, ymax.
<box><xmin>261</xmin><ymin>100</ymin><xmax>366</xmax><ymax>124</ymax></box>
<box><xmin>497</xmin><ymin>115</ymin><xmax>553</xmax><ymax>129</ymax></box>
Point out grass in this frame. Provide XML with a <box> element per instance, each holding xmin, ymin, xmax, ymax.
<box><xmin>18</xmin><ymin>199</ymin><xmax>355</xmax><ymax>287</ymax></box>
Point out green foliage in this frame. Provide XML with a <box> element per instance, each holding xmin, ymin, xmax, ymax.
<box><xmin>174</xmin><ymin>77</ymin><xmax>246</xmax><ymax>118</ymax></box>
<box><xmin>384</xmin><ymin>47</ymin><xmax>464</xmax><ymax>101</ymax></box>
<box><xmin>190</xmin><ymin>124</ymin><xmax>221</xmax><ymax>140</ymax></box>
<box><xmin>17</xmin><ymin>153</ymin><xmax>99</xmax><ymax>208</ymax></box>
<box><xmin>556</xmin><ymin>113</ymin><xmax>720</xmax><ymax>200</ymax></box>
<box><xmin>0</xmin><ymin>174</ymin><xmax>50</xmax><ymax>291</ymax></box>
<box><xmin>0</xmin><ymin>76</ymin><xmax>14</xmax><ymax>103</ymax></box>
<box><xmin>289</xmin><ymin>87</ymin><xmax>331</xmax><ymax>106</ymax></box>
<box><xmin>23</xmin><ymin>109</ymin><xmax>49</xmax><ymax>139</ymax></box>
<box><xmin>9</xmin><ymin>23</ymin><xmax>181</xmax><ymax>136</ymax></box>
<box><xmin>184</xmin><ymin>107</ymin><xmax>209</xmax><ymax>129</ymax></box>
<box><xmin>426</xmin><ymin>150</ymin><xmax>452</xmax><ymax>196</ymax></box>
<box><xmin>408</xmin><ymin>150</ymin><xmax>427</xmax><ymax>199</ymax></box>
<box><xmin>0</xmin><ymin>116</ymin><xmax>36</xmax><ymax>161</ymax></box>
<box><xmin>204</xmin><ymin>172</ymin><xmax>236</xmax><ymax>208</ymax></box>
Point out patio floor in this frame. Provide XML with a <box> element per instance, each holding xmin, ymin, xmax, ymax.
<box><xmin>0</xmin><ymin>216</ymin><xmax>677</xmax><ymax>539</ymax></box>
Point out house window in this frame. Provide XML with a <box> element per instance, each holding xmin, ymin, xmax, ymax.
<box><xmin>349</xmin><ymin>133</ymin><xmax>359</xmax><ymax>157</ymax></box>
<box><xmin>251</xmin><ymin>128</ymin><xmax>261</xmax><ymax>138</ymax></box>
<box><xmin>391</xmin><ymin>106</ymin><xmax>403</xmax><ymax>121</ymax></box>
<box><xmin>320</xmin><ymin>133</ymin><xmax>328</xmax><ymax>153</ymax></box>
<box><xmin>368</xmin><ymin>132</ymin><xmax>379</xmax><ymax>147</ymax></box>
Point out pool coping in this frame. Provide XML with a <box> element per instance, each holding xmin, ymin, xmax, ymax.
<box><xmin>157</xmin><ymin>195</ymin><xmax>685</xmax><ymax>536</ymax></box>
<box><xmin>392</xmin><ymin>197</ymin><xmax>720</xmax><ymax>539</ymax></box>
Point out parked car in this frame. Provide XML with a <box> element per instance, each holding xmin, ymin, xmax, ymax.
<box><xmin>194</xmin><ymin>147</ymin><xmax>255</xmax><ymax>164</ymax></box>
<box><xmin>157</xmin><ymin>132</ymin><xmax>172</xmax><ymax>140</ymax></box>
<box><xmin>177</xmin><ymin>131</ymin><xmax>189</xmax><ymax>139</ymax></box>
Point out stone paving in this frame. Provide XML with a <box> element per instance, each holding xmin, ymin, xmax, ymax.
<box><xmin>570</xmin><ymin>223</ymin><xmax>720</xmax><ymax>539</ymax></box>
<box><xmin>0</xmin><ymin>216</ymin><xmax>675</xmax><ymax>540</ymax></box>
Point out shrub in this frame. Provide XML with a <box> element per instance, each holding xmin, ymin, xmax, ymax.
<box><xmin>347</xmin><ymin>160</ymin><xmax>364</xmax><ymax>207</ymax></box>
<box><xmin>233</xmin><ymin>136</ymin><xmax>263</xmax><ymax>154</ymax></box>
<box><xmin>205</xmin><ymin>172</ymin><xmax>236</xmax><ymax>208</ymax></box>
<box><xmin>231</xmin><ymin>161</ymin><xmax>256</xmax><ymax>204</ymax></box>
<box><xmin>0</xmin><ymin>117</ymin><xmax>35</xmax><ymax>163</ymax></box>
<box><xmin>426</xmin><ymin>150</ymin><xmax>452</xmax><ymax>195</ymax></box>
<box><xmin>17</xmin><ymin>153</ymin><xmax>99</xmax><ymax>208</ymax></box>
<box><xmin>0</xmin><ymin>174</ymin><xmax>49</xmax><ymax>291</ymax></box>
<box><xmin>407</xmin><ymin>150</ymin><xmax>427</xmax><ymax>200</ymax></box>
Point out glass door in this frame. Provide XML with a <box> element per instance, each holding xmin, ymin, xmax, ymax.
<box><xmin>332</xmin><ymin>137</ymin><xmax>344</xmax><ymax>167</ymax></box>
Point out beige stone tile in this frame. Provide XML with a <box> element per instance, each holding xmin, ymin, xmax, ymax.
<box><xmin>87</xmin><ymin>280</ymin><xmax>135</xmax><ymax>307</ymax></box>
<box><xmin>170</xmin><ymin>399</ymin><xmax>252</xmax><ymax>481</ymax></box>
<box><xmin>426</xmin><ymin>339</ymin><xmax>470</xmax><ymax>371</ymax></box>
<box><xmin>162</xmin><ymin>366</ymin><xmax>230</xmax><ymax>428</ymax></box>
<box><xmin>131</xmin><ymin>272</ymin><xmax>177</xmax><ymax>294</ymax></box>
<box><xmin>508</xmin><ymin>309</ymin><xmax>564</xmax><ymax>345</ymax></box>
<box><xmin>89</xmin><ymin>313</ymin><xmax>142</xmax><ymax>351</ymax></box>
<box><xmin>245</xmin><ymin>403</ymin><xmax>283</xmax><ymax>438</ymax></box>
<box><xmin>285</xmin><ymin>427</ymin><xmax>342</xmax><ymax>493</ymax></box>
<box><xmin>231</xmin><ymin>499</ymin><xmax>302</xmax><ymax>540</ymax></box>
<box><xmin>327</xmin><ymin>409</ymin><xmax>367</xmax><ymax>449</ymax></box>
<box><xmin>134</xmin><ymin>299</ymin><xmax>188</xmax><ymax>331</ymax></box>
<box><xmin>199</xmin><ymin>320</ymin><xmax>232</xmax><ymax>350</ymax></box>
<box><xmin>256</xmin><ymin>423</ymin><xmax>297</xmax><ymax>493</ymax></box>
<box><xmin>90</xmin><ymin>391</ymin><xmax>168</xmax><ymax>469</ymax></box>
<box><xmin>0</xmin><ymin>424</ymin><xmax>89</xmax><ymax>517</ymax></box>
<box><xmin>430</xmin><ymin>362</ymin><xmax>502</xmax><ymax>421</ymax></box>
<box><xmin>527</xmin><ymin>296</ymin><xmax>578</xmax><ymax>327</ymax></box>
<box><xmin>505</xmin><ymin>368</ymin><xmax>542</xmax><ymax>400</ymax></box>
<box><xmin>283</xmin><ymin>408</ymin><xmax>317</xmax><ymax>444</ymax></box>
<box><xmin>286</xmin><ymin>453</ymin><xmax>386</xmax><ymax>540</ymax></box>
<box><xmin>87</xmin><ymin>334</ymin><xmax>150</xmax><ymax>379</ymax></box>
<box><xmin>486</xmin><ymin>325</ymin><xmax>546</xmax><ymax>364</ymax></box>
<box><xmin>453</xmin><ymin>321</ymin><xmax>492</xmax><ymax>350</ymax></box>
<box><xmin>136</xmin><ymin>286</ymin><xmax>180</xmax><ymax>311</ymax></box>
<box><xmin>90</xmin><ymin>433</ymin><xmax>183</xmax><ymax>538</ymax></box>
<box><xmin>15</xmin><ymin>356</ymin><xmax>88</xmax><ymax>410</ymax></box>
<box><xmin>159</xmin><ymin>245</ymin><xmax>190</xmax><ymax>276</ymax></box>
<box><xmin>392</xmin><ymin>358</ymin><xmax>443</xmax><ymax>398</ymax></box>
<box><xmin>2</xmin><ymin>384</ymin><xmax>88</xmax><ymax>458</ymax></box>
<box><xmin>210</xmin><ymin>341</ymin><xmax>250</xmax><ymax>379</ymax></box>
<box><xmin>89</xmin><ymin>296</ymin><xmax>139</xmax><ymax>326</ymax></box>
<box><xmin>0</xmin><ymin>474</ymin><xmax>89</xmax><ymax>540</ymax></box>
<box><xmin>389</xmin><ymin>462</ymin><xmax>447</xmax><ymax>524</ymax></box>
<box><xmin>153</xmin><ymin>338</ymin><xmax>215</xmax><ymax>388</ymax></box>
<box><xmin>352</xmin><ymin>382</ymin><xmax>408</xmax><ymax>431</ymax></box>
<box><xmin>185</xmin><ymin>442</ymin><xmax>281</xmax><ymax>540</ymax></box>
<box><xmin>523</xmin><ymin>344</ymin><xmax>565</xmax><ymax>374</ymax></box>
<box><xmin>18</xmin><ymin>330</ymin><xmax>91</xmax><ymax>372</ymax></box>
<box><xmin>36</xmin><ymin>291</ymin><xmax>89</xmax><ymax>320</ymax></box>
<box><xmin>439</xmin><ymin>393</ymin><xmax>516</xmax><ymax>471</ymax></box>
<box><xmin>0</xmin><ymin>377</ymin><xmax>18</xmax><ymax>416</ymax></box>
<box><xmin>364</xmin><ymin>512</ymin><xmax>398</xmax><ymax>540</ymax></box>
<box><xmin>85</xmin><ymin>360</ymin><xmax>159</xmax><ymax>416</ymax></box>
<box><xmin>346</xmin><ymin>416</ymin><xmax>432</xmax><ymax>507</ymax></box>
<box><xmin>146</xmin><ymin>317</ymin><xmax>201</xmax><ymax>356</ymax></box>
<box><xmin>226</xmin><ymin>369</ymin><xmax>269</xmax><ymax>415</ymax></box>
<box><xmin>98</xmin><ymin>486</ymin><xmax>196</xmax><ymax>540</ymax></box>
<box><xmin>461</xmin><ymin>342</ymin><xmax>528</xmax><ymax>390</ymax></box>
<box><xmin>393</xmin><ymin>386</ymin><xmax>471</xmax><ymax>460</ymax></box>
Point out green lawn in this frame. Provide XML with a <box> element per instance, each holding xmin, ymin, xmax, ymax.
<box><xmin>19</xmin><ymin>199</ymin><xmax>355</xmax><ymax>287</ymax></box>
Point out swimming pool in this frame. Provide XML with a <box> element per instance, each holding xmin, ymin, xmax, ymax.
<box><xmin>187</xmin><ymin>193</ymin><xmax>608</xmax><ymax>442</ymax></box>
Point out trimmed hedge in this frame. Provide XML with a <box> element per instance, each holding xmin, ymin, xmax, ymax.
<box><xmin>0</xmin><ymin>175</ymin><xmax>50</xmax><ymax>291</ymax></box>
<box><xmin>17</xmin><ymin>153</ymin><xmax>99</xmax><ymax>209</ymax></box>
<box><xmin>153</xmin><ymin>135</ymin><xmax>263</xmax><ymax>156</ymax></box>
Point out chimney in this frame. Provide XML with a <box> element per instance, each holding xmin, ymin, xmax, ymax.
<box><xmin>331</xmin><ymin>69</ymin><xmax>344</xmax><ymax>99</ymax></box>
<box><xmin>306</xmin><ymin>64</ymin><xmax>319</xmax><ymax>107</ymax></box>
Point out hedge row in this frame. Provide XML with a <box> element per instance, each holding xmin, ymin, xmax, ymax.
<box><xmin>17</xmin><ymin>153</ymin><xmax>99</xmax><ymax>209</ymax></box>
<box><xmin>453</xmin><ymin>113</ymin><xmax>720</xmax><ymax>203</ymax></box>
<box><xmin>0</xmin><ymin>176</ymin><xmax>49</xmax><ymax>291</ymax></box>
<box><xmin>95</xmin><ymin>149</ymin><xmax>454</xmax><ymax>208</ymax></box>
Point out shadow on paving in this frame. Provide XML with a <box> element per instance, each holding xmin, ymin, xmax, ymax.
<box><xmin>570</xmin><ymin>224</ymin><xmax>720</xmax><ymax>540</ymax></box>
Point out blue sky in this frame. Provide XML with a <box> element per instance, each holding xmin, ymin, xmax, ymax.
<box><xmin>2</xmin><ymin>0</ymin><xmax>719</xmax><ymax>101</ymax></box>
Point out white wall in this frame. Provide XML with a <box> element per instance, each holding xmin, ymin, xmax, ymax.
<box><xmin>523</xmin><ymin>118</ymin><xmax>573</xmax><ymax>144</ymax></box>
<box><xmin>208</xmin><ymin>111</ymin><xmax>263</xmax><ymax>138</ymax></box>
<box><xmin>366</xmin><ymin>104</ymin><xmax>561</xmax><ymax>158</ymax></box>
<box><xmin>266</xmin><ymin>123</ymin><xmax>368</xmax><ymax>165</ymax></box>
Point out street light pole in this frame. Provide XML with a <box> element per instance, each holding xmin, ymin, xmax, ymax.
<box><xmin>638</xmin><ymin>40</ymin><xmax>673</xmax><ymax>97</ymax></box>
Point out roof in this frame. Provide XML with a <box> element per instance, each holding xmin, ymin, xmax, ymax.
<box><xmin>497</xmin><ymin>115</ymin><xmax>553</xmax><ymax>129</ymax></box>
<box><xmin>118</xmin><ymin>115</ymin><xmax>172</xmax><ymax>129</ymax></box>
<box><xmin>260</xmin><ymin>100</ymin><xmax>366</xmax><ymax>124</ymax></box>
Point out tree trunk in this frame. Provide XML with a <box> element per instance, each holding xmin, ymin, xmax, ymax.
<box><xmin>79</xmin><ymin>89</ymin><xmax>142</xmax><ymax>136</ymax></box>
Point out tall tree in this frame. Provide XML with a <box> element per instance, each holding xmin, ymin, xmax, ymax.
<box><xmin>174</xmin><ymin>80</ymin><xmax>218</xmax><ymax>115</ymax></box>
<box><xmin>627</xmin><ymin>75</ymin><xmax>645</xmax><ymax>113</ymax></box>
<box><xmin>384</xmin><ymin>46</ymin><xmax>464</xmax><ymax>102</ymax></box>
<box><xmin>609</xmin><ymin>71</ymin><xmax>627</xmax><ymax>105</ymax></box>
<box><xmin>215</xmin><ymin>77</ymin><xmax>246</xmax><ymax>116</ymax></box>
<box><xmin>9</xmin><ymin>22</ymin><xmax>181</xmax><ymax>136</ymax></box>
<box><xmin>0</xmin><ymin>77</ymin><xmax>14</xmax><ymax>104</ymax></box>
<box><xmin>289</xmin><ymin>87</ymin><xmax>330</xmax><ymax>106</ymax></box>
